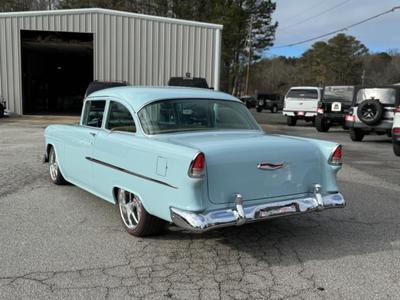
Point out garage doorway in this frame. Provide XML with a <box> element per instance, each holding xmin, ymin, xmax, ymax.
<box><xmin>21</xmin><ymin>30</ymin><xmax>93</xmax><ymax>115</ymax></box>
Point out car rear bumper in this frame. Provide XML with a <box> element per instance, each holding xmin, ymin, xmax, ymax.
<box><xmin>283</xmin><ymin>110</ymin><xmax>316</xmax><ymax>118</ymax></box>
<box><xmin>319</xmin><ymin>113</ymin><xmax>345</xmax><ymax>122</ymax></box>
<box><xmin>170</xmin><ymin>189</ymin><xmax>345</xmax><ymax>232</ymax></box>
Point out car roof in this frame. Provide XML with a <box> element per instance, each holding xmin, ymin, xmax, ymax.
<box><xmin>86</xmin><ymin>86</ymin><xmax>240</xmax><ymax>111</ymax></box>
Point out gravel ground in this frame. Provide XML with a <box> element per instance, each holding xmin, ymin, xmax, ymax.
<box><xmin>0</xmin><ymin>112</ymin><xmax>399</xmax><ymax>300</ymax></box>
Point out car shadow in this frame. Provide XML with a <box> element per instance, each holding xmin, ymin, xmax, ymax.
<box><xmin>154</xmin><ymin>181</ymin><xmax>400</xmax><ymax>267</ymax></box>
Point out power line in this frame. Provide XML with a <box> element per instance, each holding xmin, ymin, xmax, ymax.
<box><xmin>278</xmin><ymin>0</ymin><xmax>331</xmax><ymax>25</ymax></box>
<box><xmin>273</xmin><ymin>6</ymin><xmax>400</xmax><ymax>49</ymax></box>
<box><xmin>279</xmin><ymin>0</ymin><xmax>352</xmax><ymax>31</ymax></box>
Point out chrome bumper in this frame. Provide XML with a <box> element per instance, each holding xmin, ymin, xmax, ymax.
<box><xmin>170</xmin><ymin>190</ymin><xmax>345</xmax><ymax>233</ymax></box>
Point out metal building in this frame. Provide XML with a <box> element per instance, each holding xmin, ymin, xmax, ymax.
<box><xmin>0</xmin><ymin>8</ymin><xmax>222</xmax><ymax>115</ymax></box>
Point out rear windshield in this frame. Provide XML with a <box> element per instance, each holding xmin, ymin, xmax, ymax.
<box><xmin>356</xmin><ymin>88</ymin><xmax>397</xmax><ymax>105</ymax></box>
<box><xmin>287</xmin><ymin>89</ymin><xmax>318</xmax><ymax>99</ymax></box>
<box><xmin>138</xmin><ymin>99</ymin><xmax>260</xmax><ymax>135</ymax></box>
<box><xmin>323</xmin><ymin>86</ymin><xmax>354</xmax><ymax>102</ymax></box>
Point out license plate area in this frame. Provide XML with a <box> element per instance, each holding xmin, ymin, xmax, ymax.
<box><xmin>258</xmin><ymin>204</ymin><xmax>298</xmax><ymax>218</ymax></box>
<box><xmin>331</xmin><ymin>102</ymin><xmax>342</xmax><ymax>112</ymax></box>
<box><xmin>297</xmin><ymin>111</ymin><xmax>305</xmax><ymax>116</ymax></box>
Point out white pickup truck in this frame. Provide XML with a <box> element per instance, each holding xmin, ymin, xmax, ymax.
<box><xmin>283</xmin><ymin>86</ymin><xmax>322</xmax><ymax>126</ymax></box>
<box><xmin>393</xmin><ymin>105</ymin><xmax>400</xmax><ymax>156</ymax></box>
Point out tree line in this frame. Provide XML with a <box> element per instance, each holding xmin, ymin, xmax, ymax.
<box><xmin>247</xmin><ymin>33</ymin><xmax>400</xmax><ymax>96</ymax></box>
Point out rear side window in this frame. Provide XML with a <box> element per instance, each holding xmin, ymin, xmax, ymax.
<box><xmin>82</xmin><ymin>100</ymin><xmax>106</xmax><ymax>128</ymax></box>
<box><xmin>287</xmin><ymin>89</ymin><xmax>318</xmax><ymax>99</ymax></box>
<box><xmin>106</xmin><ymin>102</ymin><xmax>136</xmax><ymax>133</ymax></box>
<box><xmin>356</xmin><ymin>88</ymin><xmax>396</xmax><ymax>105</ymax></box>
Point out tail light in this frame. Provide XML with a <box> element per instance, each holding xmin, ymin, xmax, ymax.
<box><xmin>395</xmin><ymin>106</ymin><xmax>400</xmax><ymax>113</ymax></box>
<box><xmin>329</xmin><ymin>145</ymin><xmax>343</xmax><ymax>165</ymax></box>
<box><xmin>317</xmin><ymin>108</ymin><xmax>324</xmax><ymax>114</ymax></box>
<box><xmin>345</xmin><ymin>114</ymin><xmax>355</xmax><ymax>122</ymax></box>
<box><xmin>188</xmin><ymin>152</ymin><xmax>206</xmax><ymax>178</ymax></box>
<box><xmin>393</xmin><ymin>128</ymin><xmax>400</xmax><ymax>134</ymax></box>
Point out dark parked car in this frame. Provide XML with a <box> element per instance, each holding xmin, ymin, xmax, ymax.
<box><xmin>345</xmin><ymin>86</ymin><xmax>400</xmax><ymax>141</ymax></box>
<box><xmin>85</xmin><ymin>81</ymin><xmax>129</xmax><ymax>98</ymax></box>
<box><xmin>168</xmin><ymin>76</ymin><xmax>210</xmax><ymax>89</ymax></box>
<box><xmin>256</xmin><ymin>93</ymin><xmax>283</xmax><ymax>113</ymax></box>
<box><xmin>240</xmin><ymin>96</ymin><xmax>256</xmax><ymax>108</ymax></box>
<box><xmin>315</xmin><ymin>85</ymin><xmax>354</xmax><ymax>132</ymax></box>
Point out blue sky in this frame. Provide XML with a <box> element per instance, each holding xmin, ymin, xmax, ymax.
<box><xmin>267</xmin><ymin>0</ymin><xmax>400</xmax><ymax>57</ymax></box>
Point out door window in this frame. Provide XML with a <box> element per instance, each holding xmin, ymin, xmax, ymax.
<box><xmin>82</xmin><ymin>100</ymin><xmax>106</xmax><ymax>128</ymax></box>
<box><xmin>106</xmin><ymin>101</ymin><xmax>136</xmax><ymax>133</ymax></box>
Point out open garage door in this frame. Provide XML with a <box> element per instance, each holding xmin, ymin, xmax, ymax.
<box><xmin>21</xmin><ymin>30</ymin><xmax>93</xmax><ymax>115</ymax></box>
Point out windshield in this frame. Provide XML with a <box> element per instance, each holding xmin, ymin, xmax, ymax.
<box><xmin>323</xmin><ymin>86</ymin><xmax>354</xmax><ymax>102</ymax></box>
<box><xmin>356</xmin><ymin>88</ymin><xmax>397</xmax><ymax>105</ymax></box>
<box><xmin>138</xmin><ymin>99</ymin><xmax>260</xmax><ymax>135</ymax></box>
<box><xmin>287</xmin><ymin>89</ymin><xmax>318</xmax><ymax>99</ymax></box>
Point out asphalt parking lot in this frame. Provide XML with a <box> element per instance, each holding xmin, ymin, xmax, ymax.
<box><xmin>1</xmin><ymin>112</ymin><xmax>399</xmax><ymax>300</ymax></box>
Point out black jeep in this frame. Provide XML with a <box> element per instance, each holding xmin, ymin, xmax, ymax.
<box><xmin>240</xmin><ymin>96</ymin><xmax>256</xmax><ymax>109</ymax></box>
<box><xmin>345</xmin><ymin>86</ymin><xmax>400</xmax><ymax>142</ymax></box>
<box><xmin>255</xmin><ymin>93</ymin><xmax>283</xmax><ymax>113</ymax></box>
<box><xmin>315</xmin><ymin>85</ymin><xmax>354</xmax><ymax>132</ymax></box>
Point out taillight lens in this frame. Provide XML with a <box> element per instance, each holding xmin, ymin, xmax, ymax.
<box><xmin>395</xmin><ymin>106</ymin><xmax>400</xmax><ymax>113</ymax></box>
<box><xmin>345</xmin><ymin>114</ymin><xmax>355</xmax><ymax>122</ymax></box>
<box><xmin>329</xmin><ymin>145</ymin><xmax>343</xmax><ymax>165</ymax></box>
<box><xmin>189</xmin><ymin>153</ymin><xmax>206</xmax><ymax>178</ymax></box>
<box><xmin>393</xmin><ymin>128</ymin><xmax>400</xmax><ymax>134</ymax></box>
<box><xmin>317</xmin><ymin>108</ymin><xmax>324</xmax><ymax>114</ymax></box>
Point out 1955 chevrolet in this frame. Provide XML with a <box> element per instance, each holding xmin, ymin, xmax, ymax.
<box><xmin>44</xmin><ymin>87</ymin><xmax>345</xmax><ymax>236</ymax></box>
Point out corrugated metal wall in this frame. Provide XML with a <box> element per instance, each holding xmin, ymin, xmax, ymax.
<box><xmin>0</xmin><ymin>9</ymin><xmax>222</xmax><ymax>114</ymax></box>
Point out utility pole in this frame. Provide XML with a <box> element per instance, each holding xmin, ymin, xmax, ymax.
<box><xmin>245</xmin><ymin>16</ymin><xmax>253</xmax><ymax>96</ymax></box>
<box><xmin>361</xmin><ymin>69</ymin><xmax>366</xmax><ymax>85</ymax></box>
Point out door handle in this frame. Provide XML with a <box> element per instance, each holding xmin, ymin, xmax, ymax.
<box><xmin>89</xmin><ymin>132</ymin><xmax>96</xmax><ymax>137</ymax></box>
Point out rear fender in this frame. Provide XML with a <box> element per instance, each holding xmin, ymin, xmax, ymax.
<box><xmin>279</xmin><ymin>135</ymin><xmax>341</xmax><ymax>193</ymax></box>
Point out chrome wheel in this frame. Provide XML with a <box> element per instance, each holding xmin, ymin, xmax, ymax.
<box><xmin>118</xmin><ymin>190</ymin><xmax>142</xmax><ymax>230</ymax></box>
<box><xmin>49</xmin><ymin>149</ymin><xmax>58</xmax><ymax>181</ymax></box>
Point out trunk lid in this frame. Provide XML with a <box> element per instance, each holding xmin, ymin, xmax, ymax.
<box><xmin>161</xmin><ymin>132</ymin><xmax>324</xmax><ymax>204</ymax></box>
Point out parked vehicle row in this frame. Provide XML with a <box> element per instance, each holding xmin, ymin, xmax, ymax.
<box><xmin>276</xmin><ymin>84</ymin><xmax>400</xmax><ymax>157</ymax></box>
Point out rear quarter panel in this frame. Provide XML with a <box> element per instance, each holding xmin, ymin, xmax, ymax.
<box><xmin>91</xmin><ymin>133</ymin><xmax>207</xmax><ymax>222</ymax></box>
<box><xmin>44</xmin><ymin>124</ymin><xmax>79</xmax><ymax>180</ymax></box>
<box><xmin>276</xmin><ymin>135</ymin><xmax>342</xmax><ymax>193</ymax></box>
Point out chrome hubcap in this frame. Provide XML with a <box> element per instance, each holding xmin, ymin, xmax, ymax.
<box><xmin>49</xmin><ymin>150</ymin><xmax>58</xmax><ymax>181</ymax></box>
<box><xmin>118</xmin><ymin>190</ymin><xmax>141</xmax><ymax>230</ymax></box>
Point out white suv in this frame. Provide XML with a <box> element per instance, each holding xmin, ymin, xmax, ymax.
<box><xmin>393</xmin><ymin>105</ymin><xmax>400</xmax><ymax>156</ymax></box>
<box><xmin>283</xmin><ymin>86</ymin><xmax>322</xmax><ymax>126</ymax></box>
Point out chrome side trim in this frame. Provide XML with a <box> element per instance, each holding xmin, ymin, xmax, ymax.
<box><xmin>170</xmin><ymin>192</ymin><xmax>345</xmax><ymax>232</ymax></box>
<box><xmin>86</xmin><ymin>157</ymin><xmax>178</xmax><ymax>189</ymax></box>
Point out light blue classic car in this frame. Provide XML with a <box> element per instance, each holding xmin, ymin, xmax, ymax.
<box><xmin>44</xmin><ymin>87</ymin><xmax>345</xmax><ymax>236</ymax></box>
